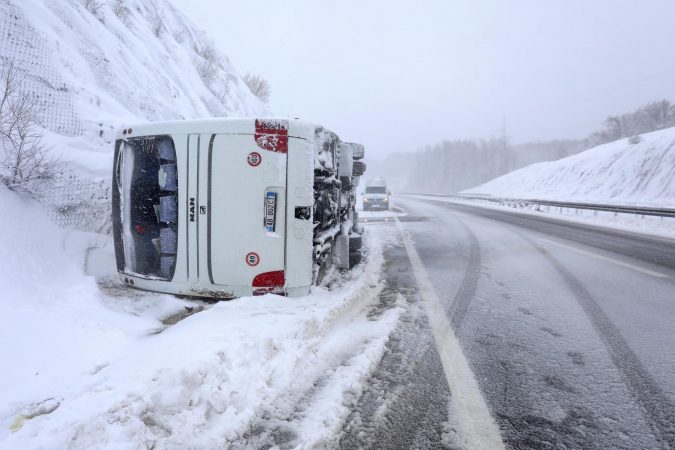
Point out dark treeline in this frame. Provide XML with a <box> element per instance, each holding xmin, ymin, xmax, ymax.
<box><xmin>405</xmin><ymin>138</ymin><xmax>582</xmax><ymax>193</ymax></box>
<box><xmin>385</xmin><ymin>99</ymin><xmax>675</xmax><ymax>193</ymax></box>
<box><xmin>585</xmin><ymin>100</ymin><xmax>675</xmax><ymax>147</ymax></box>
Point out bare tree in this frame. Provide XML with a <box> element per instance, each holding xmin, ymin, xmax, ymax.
<box><xmin>643</xmin><ymin>100</ymin><xmax>675</xmax><ymax>130</ymax></box>
<box><xmin>82</xmin><ymin>0</ymin><xmax>103</xmax><ymax>15</ymax></box>
<box><xmin>0</xmin><ymin>59</ymin><xmax>60</xmax><ymax>194</ymax></box>
<box><xmin>195</xmin><ymin>43</ymin><xmax>218</xmax><ymax>62</ymax></box>
<box><xmin>112</xmin><ymin>0</ymin><xmax>131</xmax><ymax>23</ymax></box>
<box><xmin>149</xmin><ymin>1</ymin><xmax>165</xmax><ymax>37</ymax></box>
<box><xmin>586</xmin><ymin>99</ymin><xmax>675</xmax><ymax>147</ymax></box>
<box><xmin>195</xmin><ymin>44</ymin><xmax>221</xmax><ymax>84</ymax></box>
<box><xmin>0</xmin><ymin>59</ymin><xmax>21</xmax><ymax>128</ymax></box>
<box><xmin>197</xmin><ymin>60</ymin><xmax>218</xmax><ymax>84</ymax></box>
<box><xmin>172</xmin><ymin>29</ymin><xmax>185</xmax><ymax>43</ymax></box>
<box><xmin>604</xmin><ymin>115</ymin><xmax>624</xmax><ymax>141</ymax></box>
<box><xmin>242</xmin><ymin>73</ymin><xmax>270</xmax><ymax>103</ymax></box>
<box><xmin>215</xmin><ymin>85</ymin><xmax>231</xmax><ymax>105</ymax></box>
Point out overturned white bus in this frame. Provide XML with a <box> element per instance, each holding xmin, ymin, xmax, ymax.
<box><xmin>112</xmin><ymin>118</ymin><xmax>365</xmax><ymax>298</ymax></box>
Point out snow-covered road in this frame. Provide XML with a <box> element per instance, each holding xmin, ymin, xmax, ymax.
<box><xmin>350</xmin><ymin>196</ymin><xmax>675</xmax><ymax>449</ymax></box>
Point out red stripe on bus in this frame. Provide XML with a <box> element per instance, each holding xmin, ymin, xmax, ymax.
<box><xmin>255</xmin><ymin>119</ymin><xmax>288</xmax><ymax>153</ymax></box>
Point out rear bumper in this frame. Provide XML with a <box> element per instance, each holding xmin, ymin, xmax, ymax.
<box><xmin>118</xmin><ymin>273</ymin><xmax>311</xmax><ymax>298</ymax></box>
<box><xmin>363</xmin><ymin>201</ymin><xmax>389</xmax><ymax>210</ymax></box>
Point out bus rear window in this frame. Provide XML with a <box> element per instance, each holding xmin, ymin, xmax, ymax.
<box><xmin>113</xmin><ymin>136</ymin><xmax>178</xmax><ymax>279</ymax></box>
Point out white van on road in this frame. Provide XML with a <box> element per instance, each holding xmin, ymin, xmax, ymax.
<box><xmin>112</xmin><ymin>118</ymin><xmax>365</xmax><ymax>299</ymax></box>
<box><xmin>363</xmin><ymin>178</ymin><xmax>390</xmax><ymax>211</ymax></box>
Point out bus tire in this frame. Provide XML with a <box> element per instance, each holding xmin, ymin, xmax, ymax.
<box><xmin>349</xmin><ymin>250</ymin><xmax>362</xmax><ymax>268</ymax></box>
<box><xmin>349</xmin><ymin>235</ymin><xmax>362</xmax><ymax>253</ymax></box>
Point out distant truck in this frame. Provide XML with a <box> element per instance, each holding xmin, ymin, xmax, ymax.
<box><xmin>363</xmin><ymin>178</ymin><xmax>390</xmax><ymax>211</ymax></box>
<box><xmin>111</xmin><ymin>118</ymin><xmax>366</xmax><ymax>299</ymax></box>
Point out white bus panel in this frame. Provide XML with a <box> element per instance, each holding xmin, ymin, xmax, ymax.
<box><xmin>112</xmin><ymin>118</ymin><xmax>362</xmax><ymax>299</ymax></box>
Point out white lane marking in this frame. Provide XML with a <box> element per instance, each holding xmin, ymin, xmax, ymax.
<box><xmin>394</xmin><ymin>217</ymin><xmax>505</xmax><ymax>450</ymax></box>
<box><xmin>540</xmin><ymin>238</ymin><xmax>671</xmax><ymax>279</ymax></box>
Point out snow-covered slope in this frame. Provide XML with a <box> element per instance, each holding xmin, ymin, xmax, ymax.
<box><xmin>465</xmin><ymin>127</ymin><xmax>675</xmax><ymax>207</ymax></box>
<box><xmin>1</xmin><ymin>0</ymin><xmax>265</xmax><ymax>169</ymax></box>
<box><xmin>0</xmin><ymin>188</ymin><xmax>189</xmax><ymax>421</ymax></box>
<box><xmin>1</xmin><ymin>0</ymin><xmax>266</xmax><ymax>230</ymax></box>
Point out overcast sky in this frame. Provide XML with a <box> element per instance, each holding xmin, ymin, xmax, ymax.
<box><xmin>172</xmin><ymin>0</ymin><xmax>675</xmax><ymax>159</ymax></box>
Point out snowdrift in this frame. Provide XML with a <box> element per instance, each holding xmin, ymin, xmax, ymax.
<box><xmin>464</xmin><ymin>127</ymin><xmax>675</xmax><ymax>208</ymax></box>
<box><xmin>0</xmin><ymin>189</ymin><xmax>191</xmax><ymax>441</ymax></box>
<box><xmin>0</xmin><ymin>188</ymin><xmax>401</xmax><ymax>448</ymax></box>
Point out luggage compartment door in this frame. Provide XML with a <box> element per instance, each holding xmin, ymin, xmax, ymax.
<box><xmin>208</xmin><ymin>133</ymin><xmax>287</xmax><ymax>289</ymax></box>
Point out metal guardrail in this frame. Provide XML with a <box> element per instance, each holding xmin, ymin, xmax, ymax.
<box><xmin>406</xmin><ymin>193</ymin><xmax>675</xmax><ymax>219</ymax></box>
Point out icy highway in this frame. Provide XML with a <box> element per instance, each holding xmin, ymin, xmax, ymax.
<box><xmin>341</xmin><ymin>195</ymin><xmax>675</xmax><ymax>449</ymax></box>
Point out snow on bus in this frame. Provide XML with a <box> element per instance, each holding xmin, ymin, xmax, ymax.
<box><xmin>112</xmin><ymin>118</ymin><xmax>366</xmax><ymax>299</ymax></box>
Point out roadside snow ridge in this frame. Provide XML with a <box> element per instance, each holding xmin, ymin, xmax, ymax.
<box><xmin>465</xmin><ymin>127</ymin><xmax>675</xmax><ymax>208</ymax></box>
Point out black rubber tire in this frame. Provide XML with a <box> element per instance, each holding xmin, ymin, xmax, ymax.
<box><xmin>349</xmin><ymin>250</ymin><xmax>362</xmax><ymax>268</ymax></box>
<box><xmin>349</xmin><ymin>235</ymin><xmax>362</xmax><ymax>253</ymax></box>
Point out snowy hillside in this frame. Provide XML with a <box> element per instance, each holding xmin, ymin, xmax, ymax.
<box><xmin>1</xmin><ymin>0</ymin><xmax>266</xmax><ymax>230</ymax></box>
<box><xmin>2</xmin><ymin>0</ymin><xmax>265</xmax><ymax>152</ymax></box>
<box><xmin>465</xmin><ymin>127</ymin><xmax>675</xmax><ymax>207</ymax></box>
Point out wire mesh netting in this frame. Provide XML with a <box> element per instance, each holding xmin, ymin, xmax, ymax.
<box><xmin>36</xmin><ymin>170</ymin><xmax>112</xmax><ymax>234</ymax></box>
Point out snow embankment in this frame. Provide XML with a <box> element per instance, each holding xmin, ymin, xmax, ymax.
<box><xmin>464</xmin><ymin>127</ymin><xmax>675</xmax><ymax>208</ymax></box>
<box><xmin>0</xmin><ymin>189</ymin><xmax>190</xmax><ymax>443</ymax></box>
<box><xmin>0</xmin><ymin>190</ymin><xmax>402</xmax><ymax>449</ymax></box>
<box><xmin>3</xmin><ymin>0</ymin><xmax>265</xmax><ymax>166</ymax></box>
<box><xmin>2</xmin><ymin>0</ymin><xmax>267</xmax><ymax>232</ymax></box>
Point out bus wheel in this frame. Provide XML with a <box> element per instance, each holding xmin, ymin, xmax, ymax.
<box><xmin>349</xmin><ymin>250</ymin><xmax>362</xmax><ymax>268</ymax></box>
<box><xmin>349</xmin><ymin>234</ymin><xmax>362</xmax><ymax>253</ymax></box>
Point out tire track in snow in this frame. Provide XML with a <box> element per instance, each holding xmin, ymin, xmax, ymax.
<box><xmin>231</xmin><ymin>335</ymin><xmax>388</xmax><ymax>450</ymax></box>
<box><xmin>522</xmin><ymin>233</ymin><xmax>675</xmax><ymax>449</ymax></box>
<box><xmin>391</xmin><ymin>197</ymin><xmax>482</xmax><ymax>328</ymax></box>
<box><xmin>446</xmin><ymin>216</ymin><xmax>482</xmax><ymax>330</ymax></box>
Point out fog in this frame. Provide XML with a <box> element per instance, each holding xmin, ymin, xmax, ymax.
<box><xmin>173</xmin><ymin>0</ymin><xmax>675</xmax><ymax>165</ymax></box>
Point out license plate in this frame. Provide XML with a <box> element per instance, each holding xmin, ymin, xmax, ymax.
<box><xmin>264</xmin><ymin>192</ymin><xmax>277</xmax><ymax>232</ymax></box>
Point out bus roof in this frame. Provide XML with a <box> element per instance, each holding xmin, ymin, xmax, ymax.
<box><xmin>115</xmin><ymin>117</ymin><xmax>323</xmax><ymax>142</ymax></box>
